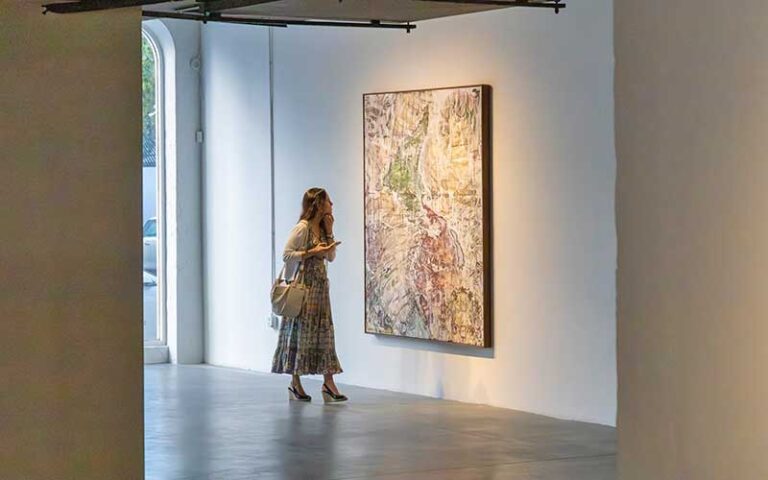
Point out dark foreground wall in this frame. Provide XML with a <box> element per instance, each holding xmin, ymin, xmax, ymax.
<box><xmin>0</xmin><ymin>3</ymin><xmax>144</xmax><ymax>479</ymax></box>
<box><xmin>615</xmin><ymin>0</ymin><xmax>768</xmax><ymax>478</ymax></box>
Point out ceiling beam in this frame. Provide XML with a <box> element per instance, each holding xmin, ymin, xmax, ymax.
<box><xmin>142</xmin><ymin>9</ymin><xmax>288</xmax><ymax>26</ymax></box>
<box><xmin>42</xmin><ymin>0</ymin><xmax>181</xmax><ymax>14</ymax></box>
<box><xmin>142</xmin><ymin>10</ymin><xmax>417</xmax><ymax>31</ymax></box>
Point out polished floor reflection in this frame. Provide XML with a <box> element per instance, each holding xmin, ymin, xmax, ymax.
<box><xmin>145</xmin><ymin>365</ymin><xmax>615</xmax><ymax>480</ymax></box>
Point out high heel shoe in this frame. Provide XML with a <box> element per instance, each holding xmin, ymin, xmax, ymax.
<box><xmin>321</xmin><ymin>384</ymin><xmax>348</xmax><ymax>403</ymax></box>
<box><xmin>288</xmin><ymin>386</ymin><xmax>311</xmax><ymax>402</ymax></box>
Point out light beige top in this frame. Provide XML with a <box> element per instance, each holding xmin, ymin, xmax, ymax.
<box><xmin>282</xmin><ymin>219</ymin><xmax>335</xmax><ymax>281</ymax></box>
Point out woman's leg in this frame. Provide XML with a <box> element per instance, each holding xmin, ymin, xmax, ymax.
<box><xmin>291</xmin><ymin>374</ymin><xmax>307</xmax><ymax>395</ymax></box>
<box><xmin>323</xmin><ymin>373</ymin><xmax>341</xmax><ymax>395</ymax></box>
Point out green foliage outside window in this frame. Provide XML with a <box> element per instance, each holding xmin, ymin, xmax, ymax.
<box><xmin>142</xmin><ymin>34</ymin><xmax>156</xmax><ymax>144</ymax></box>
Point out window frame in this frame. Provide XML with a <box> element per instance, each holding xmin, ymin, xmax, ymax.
<box><xmin>141</xmin><ymin>28</ymin><xmax>168</xmax><ymax>348</ymax></box>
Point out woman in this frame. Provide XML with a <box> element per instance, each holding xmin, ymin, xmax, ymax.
<box><xmin>271</xmin><ymin>187</ymin><xmax>347</xmax><ymax>403</ymax></box>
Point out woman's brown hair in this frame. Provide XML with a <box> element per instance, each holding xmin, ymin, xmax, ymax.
<box><xmin>299</xmin><ymin>187</ymin><xmax>329</xmax><ymax>238</ymax></box>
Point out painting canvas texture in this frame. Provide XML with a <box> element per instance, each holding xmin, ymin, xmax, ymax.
<box><xmin>363</xmin><ymin>85</ymin><xmax>490</xmax><ymax>347</ymax></box>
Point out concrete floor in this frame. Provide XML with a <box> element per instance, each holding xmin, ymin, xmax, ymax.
<box><xmin>145</xmin><ymin>365</ymin><xmax>616</xmax><ymax>480</ymax></box>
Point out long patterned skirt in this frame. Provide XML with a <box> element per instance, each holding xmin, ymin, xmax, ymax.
<box><xmin>271</xmin><ymin>258</ymin><xmax>343</xmax><ymax>375</ymax></box>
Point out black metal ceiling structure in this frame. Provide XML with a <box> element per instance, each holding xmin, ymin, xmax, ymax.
<box><xmin>43</xmin><ymin>0</ymin><xmax>566</xmax><ymax>32</ymax></box>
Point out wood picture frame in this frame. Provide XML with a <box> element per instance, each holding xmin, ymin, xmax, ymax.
<box><xmin>363</xmin><ymin>85</ymin><xmax>492</xmax><ymax>348</ymax></box>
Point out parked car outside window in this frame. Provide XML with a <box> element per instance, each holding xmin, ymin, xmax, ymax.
<box><xmin>143</xmin><ymin>217</ymin><xmax>157</xmax><ymax>274</ymax></box>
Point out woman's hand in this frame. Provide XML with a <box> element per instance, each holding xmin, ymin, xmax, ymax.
<box><xmin>305</xmin><ymin>241</ymin><xmax>339</xmax><ymax>259</ymax></box>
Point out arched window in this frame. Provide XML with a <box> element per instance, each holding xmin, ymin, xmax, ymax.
<box><xmin>141</xmin><ymin>28</ymin><xmax>165</xmax><ymax>348</ymax></box>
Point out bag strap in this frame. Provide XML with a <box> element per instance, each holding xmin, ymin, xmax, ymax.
<box><xmin>288</xmin><ymin>223</ymin><xmax>313</xmax><ymax>283</ymax></box>
<box><xmin>276</xmin><ymin>263</ymin><xmax>287</xmax><ymax>282</ymax></box>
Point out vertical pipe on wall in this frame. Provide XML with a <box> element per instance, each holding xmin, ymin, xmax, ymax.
<box><xmin>197</xmin><ymin>21</ymin><xmax>207</xmax><ymax>361</ymax></box>
<box><xmin>268</xmin><ymin>27</ymin><xmax>277</xmax><ymax>307</ymax></box>
<box><xmin>199</xmin><ymin>23</ymin><xmax>209</xmax><ymax>360</ymax></box>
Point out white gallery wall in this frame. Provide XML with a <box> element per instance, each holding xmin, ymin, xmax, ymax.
<box><xmin>203</xmin><ymin>0</ymin><xmax>616</xmax><ymax>425</ymax></box>
<box><xmin>202</xmin><ymin>25</ymin><xmax>275</xmax><ymax>368</ymax></box>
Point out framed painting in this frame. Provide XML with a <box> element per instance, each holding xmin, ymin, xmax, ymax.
<box><xmin>363</xmin><ymin>85</ymin><xmax>492</xmax><ymax>347</ymax></box>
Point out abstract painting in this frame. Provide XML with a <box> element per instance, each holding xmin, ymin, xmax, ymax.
<box><xmin>363</xmin><ymin>85</ymin><xmax>491</xmax><ymax>347</ymax></box>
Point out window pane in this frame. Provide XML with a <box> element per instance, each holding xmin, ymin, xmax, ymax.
<box><xmin>142</xmin><ymin>31</ymin><xmax>161</xmax><ymax>344</ymax></box>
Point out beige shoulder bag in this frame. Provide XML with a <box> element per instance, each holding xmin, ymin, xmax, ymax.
<box><xmin>270</xmin><ymin>226</ymin><xmax>311</xmax><ymax>318</ymax></box>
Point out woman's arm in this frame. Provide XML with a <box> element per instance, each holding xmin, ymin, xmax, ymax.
<box><xmin>282</xmin><ymin>222</ymin><xmax>310</xmax><ymax>263</ymax></box>
<box><xmin>322</xmin><ymin>216</ymin><xmax>336</xmax><ymax>262</ymax></box>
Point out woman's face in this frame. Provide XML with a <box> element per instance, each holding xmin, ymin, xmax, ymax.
<box><xmin>323</xmin><ymin>196</ymin><xmax>334</xmax><ymax>216</ymax></box>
